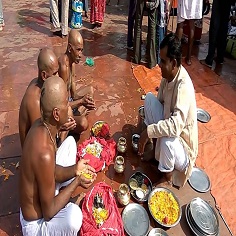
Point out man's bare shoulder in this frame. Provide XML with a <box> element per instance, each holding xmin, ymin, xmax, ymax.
<box><xmin>59</xmin><ymin>54</ymin><xmax>69</xmax><ymax>68</ymax></box>
<box><xmin>24</xmin><ymin>78</ymin><xmax>41</xmax><ymax>98</ymax></box>
<box><xmin>23</xmin><ymin>123</ymin><xmax>55</xmax><ymax>164</ymax></box>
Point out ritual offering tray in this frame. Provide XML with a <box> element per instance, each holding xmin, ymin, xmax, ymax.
<box><xmin>148</xmin><ymin>228</ymin><xmax>169</xmax><ymax>236</ymax></box>
<box><xmin>91</xmin><ymin>121</ymin><xmax>110</xmax><ymax>138</ymax></box>
<box><xmin>128</xmin><ymin>171</ymin><xmax>152</xmax><ymax>202</ymax></box>
<box><xmin>122</xmin><ymin>203</ymin><xmax>150</xmax><ymax>236</ymax></box>
<box><xmin>185</xmin><ymin>197</ymin><xmax>219</xmax><ymax>236</ymax></box>
<box><xmin>148</xmin><ymin>187</ymin><xmax>182</xmax><ymax>227</ymax></box>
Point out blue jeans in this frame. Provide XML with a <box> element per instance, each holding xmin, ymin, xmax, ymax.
<box><xmin>0</xmin><ymin>0</ymin><xmax>4</xmax><ymax>25</ymax></box>
<box><xmin>156</xmin><ymin>26</ymin><xmax>165</xmax><ymax>64</ymax></box>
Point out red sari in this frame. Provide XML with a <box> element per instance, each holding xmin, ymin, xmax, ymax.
<box><xmin>90</xmin><ymin>0</ymin><xmax>106</xmax><ymax>25</ymax></box>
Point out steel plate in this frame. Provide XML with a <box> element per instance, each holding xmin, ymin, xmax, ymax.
<box><xmin>185</xmin><ymin>203</ymin><xmax>206</xmax><ymax>236</ymax></box>
<box><xmin>148</xmin><ymin>187</ymin><xmax>182</xmax><ymax>227</ymax></box>
<box><xmin>188</xmin><ymin>167</ymin><xmax>211</xmax><ymax>193</ymax></box>
<box><xmin>148</xmin><ymin>228</ymin><xmax>169</xmax><ymax>236</ymax></box>
<box><xmin>197</xmin><ymin>108</ymin><xmax>211</xmax><ymax>123</ymax></box>
<box><xmin>189</xmin><ymin>198</ymin><xmax>219</xmax><ymax>235</ymax></box>
<box><xmin>122</xmin><ymin>203</ymin><xmax>150</xmax><ymax>236</ymax></box>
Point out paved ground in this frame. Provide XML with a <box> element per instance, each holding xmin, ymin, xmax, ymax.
<box><xmin>0</xmin><ymin>0</ymin><xmax>236</xmax><ymax>235</ymax></box>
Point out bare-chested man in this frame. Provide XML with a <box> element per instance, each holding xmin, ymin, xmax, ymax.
<box><xmin>59</xmin><ymin>29</ymin><xmax>95</xmax><ymax>124</ymax></box>
<box><xmin>19</xmin><ymin>47</ymin><xmax>87</xmax><ymax>148</ymax></box>
<box><xmin>19</xmin><ymin>76</ymin><xmax>96</xmax><ymax>235</ymax></box>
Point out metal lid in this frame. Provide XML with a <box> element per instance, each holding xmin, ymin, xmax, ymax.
<box><xmin>189</xmin><ymin>198</ymin><xmax>219</xmax><ymax>235</ymax></box>
<box><xmin>197</xmin><ymin>108</ymin><xmax>211</xmax><ymax>123</ymax></box>
<box><xmin>122</xmin><ymin>203</ymin><xmax>150</xmax><ymax>236</ymax></box>
<box><xmin>188</xmin><ymin>167</ymin><xmax>211</xmax><ymax>193</ymax></box>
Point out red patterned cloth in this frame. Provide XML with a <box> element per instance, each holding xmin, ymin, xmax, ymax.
<box><xmin>80</xmin><ymin>182</ymin><xmax>125</xmax><ymax>236</ymax></box>
<box><xmin>90</xmin><ymin>0</ymin><xmax>106</xmax><ymax>24</ymax></box>
<box><xmin>77</xmin><ymin>137</ymin><xmax>116</xmax><ymax>172</ymax></box>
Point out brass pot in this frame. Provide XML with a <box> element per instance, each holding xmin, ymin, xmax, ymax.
<box><xmin>114</xmin><ymin>156</ymin><xmax>125</xmax><ymax>173</ymax></box>
<box><xmin>117</xmin><ymin>137</ymin><xmax>127</xmax><ymax>153</ymax></box>
<box><xmin>117</xmin><ymin>183</ymin><xmax>130</xmax><ymax>206</ymax></box>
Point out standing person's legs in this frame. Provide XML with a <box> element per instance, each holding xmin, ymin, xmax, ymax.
<box><xmin>61</xmin><ymin>0</ymin><xmax>69</xmax><ymax>36</ymax></box>
<box><xmin>0</xmin><ymin>0</ymin><xmax>4</xmax><ymax>31</ymax></box>
<box><xmin>134</xmin><ymin>0</ymin><xmax>145</xmax><ymax>64</ymax></box>
<box><xmin>83</xmin><ymin>0</ymin><xmax>89</xmax><ymax>17</ymax></box>
<box><xmin>50</xmin><ymin>0</ymin><xmax>61</xmax><ymax>32</ymax></box>
<box><xmin>156</xmin><ymin>26</ymin><xmax>165</xmax><ymax>64</ymax></box>
<box><xmin>55</xmin><ymin>136</ymin><xmax>77</xmax><ymax>195</ymax></box>
<box><xmin>185</xmin><ymin>19</ymin><xmax>195</xmax><ymax>65</ymax></box>
<box><xmin>216</xmin><ymin>1</ymin><xmax>231</xmax><ymax>63</ymax></box>
<box><xmin>147</xmin><ymin>8</ymin><xmax>157</xmax><ymax>68</ymax></box>
<box><xmin>127</xmin><ymin>0</ymin><xmax>137</xmax><ymax>48</ymax></box>
<box><xmin>205</xmin><ymin>0</ymin><xmax>220</xmax><ymax>65</ymax></box>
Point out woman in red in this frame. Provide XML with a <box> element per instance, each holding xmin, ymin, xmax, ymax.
<box><xmin>90</xmin><ymin>0</ymin><xmax>106</xmax><ymax>28</ymax></box>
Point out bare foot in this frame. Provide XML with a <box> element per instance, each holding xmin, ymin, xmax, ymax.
<box><xmin>185</xmin><ymin>57</ymin><xmax>192</xmax><ymax>66</ymax></box>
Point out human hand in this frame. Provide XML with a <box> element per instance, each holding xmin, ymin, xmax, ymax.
<box><xmin>81</xmin><ymin>94</ymin><xmax>96</xmax><ymax>110</ymax></box>
<box><xmin>80</xmin><ymin>171</ymin><xmax>97</xmax><ymax>189</ymax></box>
<box><xmin>60</xmin><ymin>116</ymin><xmax>76</xmax><ymax>131</ymax></box>
<box><xmin>75</xmin><ymin>159</ymin><xmax>96</xmax><ymax>176</ymax></box>
<box><xmin>138</xmin><ymin>129</ymin><xmax>149</xmax><ymax>156</ymax></box>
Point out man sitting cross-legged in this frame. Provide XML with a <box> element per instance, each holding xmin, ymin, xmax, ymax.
<box><xmin>138</xmin><ymin>33</ymin><xmax>198</xmax><ymax>187</ymax></box>
<box><xmin>59</xmin><ymin>29</ymin><xmax>95</xmax><ymax>124</ymax></box>
<box><xmin>19</xmin><ymin>76</ymin><xmax>96</xmax><ymax>236</ymax></box>
<box><xmin>19</xmin><ymin>47</ymin><xmax>88</xmax><ymax>148</ymax></box>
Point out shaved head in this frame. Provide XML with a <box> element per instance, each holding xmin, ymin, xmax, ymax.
<box><xmin>37</xmin><ymin>48</ymin><xmax>58</xmax><ymax>73</ymax></box>
<box><xmin>40</xmin><ymin>76</ymin><xmax>68</xmax><ymax>121</ymax></box>
<box><xmin>68</xmin><ymin>29</ymin><xmax>83</xmax><ymax>46</ymax></box>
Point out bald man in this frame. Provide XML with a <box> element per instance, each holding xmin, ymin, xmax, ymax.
<box><xmin>59</xmin><ymin>29</ymin><xmax>95</xmax><ymax>127</ymax></box>
<box><xmin>19</xmin><ymin>47</ymin><xmax>86</xmax><ymax>148</ymax></box>
<box><xmin>19</xmin><ymin>76</ymin><xmax>96</xmax><ymax>235</ymax></box>
<box><xmin>19</xmin><ymin>48</ymin><xmax>61</xmax><ymax>147</ymax></box>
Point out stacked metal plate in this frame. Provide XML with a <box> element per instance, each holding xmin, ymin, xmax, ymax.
<box><xmin>185</xmin><ymin>198</ymin><xmax>219</xmax><ymax>236</ymax></box>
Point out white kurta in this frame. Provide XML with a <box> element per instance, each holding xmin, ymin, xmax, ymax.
<box><xmin>177</xmin><ymin>0</ymin><xmax>203</xmax><ymax>22</ymax></box>
<box><xmin>20</xmin><ymin>136</ymin><xmax>82</xmax><ymax>236</ymax></box>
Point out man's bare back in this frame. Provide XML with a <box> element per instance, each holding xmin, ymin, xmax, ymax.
<box><xmin>19</xmin><ymin>119</ymin><xmax>54</xmax><ymax>220</ymax></box>
<box><xmin>19</xmin><ymin>79</ymin><xmax>42</xmax><ymax>148</ymax></box>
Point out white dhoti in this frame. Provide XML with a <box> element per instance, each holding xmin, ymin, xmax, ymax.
<box><xmin>144</xmin><ymin>92</ymin><xmax>189</xmax><ymax>173</ymax></box>
<box><xmin>20</xmin><ymin>136</ymin><xmax>82</xmax><ymax>236</ymax></box>
<box><xmin>55</xmin><ymin>136</ymin><xmax>77</xmax><ymax>195</ymax></box>
<box><xmin>177</xmin><ymin>0</ymin><xmax>203</xmax><ymax>23</ymax></box>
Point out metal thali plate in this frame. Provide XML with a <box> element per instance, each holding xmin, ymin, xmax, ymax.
<box><xmin>188</xmin><ymin>167</ymin><xmax>211</xmax><ymax>193</ymax></box>
<box><xmin>185</xmin><ymin>203</ymin><xmax>206</xmax><ymax>236</ymax></box>
<box><xmin>197</xmin><ymin>108</ymin><xmax>211</xmax><ymax>123</ymax></box>
<box><xmin>148</xmin><ymin>228</ymin><xmax>169</xmax><ymax>236</ymax></box>
<box><xmin>189</xmin><ymin>198</ymin><xmax>219</xmax><ymax>235</ymax></box>
<box><xmin>122</xmin><ymin>203</ymin><xmax>150</xmax><ymax>236</ymax></box>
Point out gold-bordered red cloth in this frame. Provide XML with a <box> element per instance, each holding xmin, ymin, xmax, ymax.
<box><xmin>80</xmin><ymin>182</ymin><xmax>125</xmax><ymax>236</ymax></box>
<box><xmin>77</xmin><ymin>137</ymin><xmax>116</xmax><ymax>172</ymax></box>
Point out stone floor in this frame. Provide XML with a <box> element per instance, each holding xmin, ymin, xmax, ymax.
<box><xmin>0</xmin><ymin>0</ymin><xmax>235</xmax><ymax>235</ymax></box>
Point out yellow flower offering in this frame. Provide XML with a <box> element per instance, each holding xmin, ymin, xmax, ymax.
<box><xmin>81</xmin><ymin>171</ymin><xmax>93</xmax><ymax>179</ymax></box>
<box><xmin>149</xmin><ymin>190</ymin><xmax>179</xmax><ymax>225</ymax></box>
